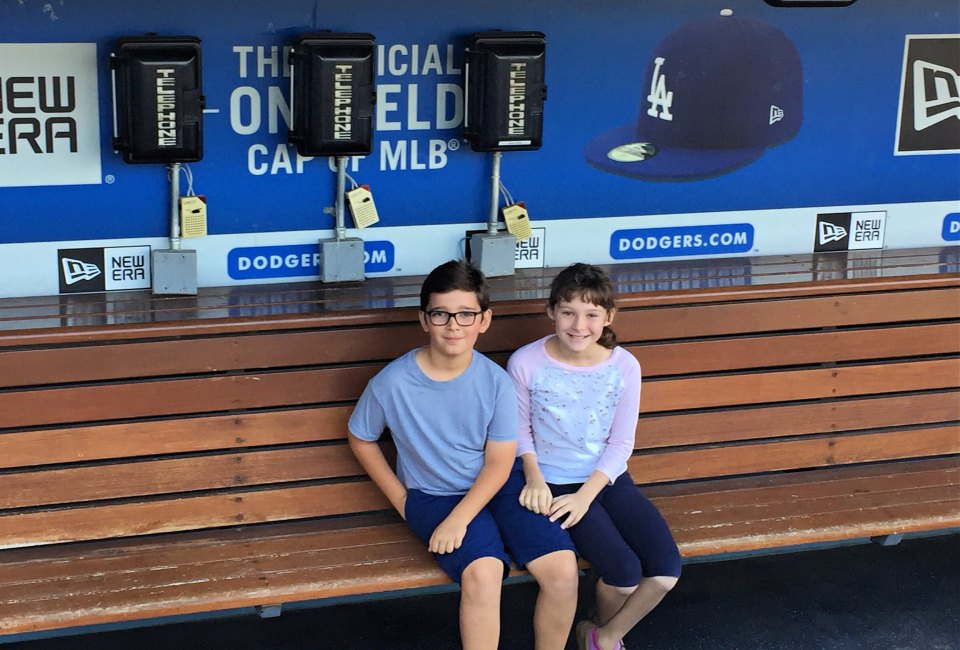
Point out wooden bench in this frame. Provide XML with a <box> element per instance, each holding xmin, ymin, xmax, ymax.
<box><xmin>1</xmin><ymin>247</ymin><xmax>958</xmax><ymax>638</ymax></box>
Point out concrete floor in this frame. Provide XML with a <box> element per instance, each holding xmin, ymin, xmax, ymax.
<box><xmin>6</xmin><ymin>533</ymin><xmax>959</xmax><ymax>650</ymax></box>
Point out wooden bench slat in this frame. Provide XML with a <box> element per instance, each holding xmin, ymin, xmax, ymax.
<box><xmin>486</xmin><ymin>322</ymin><xmax>960</xmax><ymax>375</ymax></box>
<box><xmin>482</xmin><ymin>286</ymin><xmax>960</xmax><ymax>352</ymax></box>
<box><xmin>0</xmin><ymin>516</ymin><xmax>405</xmax><ymax>585</ymax></box>
<box><xmin>628</xmin><ymin>426</ymin><xmax>960</xmax><ymax>484</ymax></box>
<box><xmin>0</xmin><ymin>366</ymin><xmax>381</xmax><ymax>429</ymax></box>
<box><xmin>672</xmin><ymin>499</ymin><xmax>960</xmax><ymax>557</ymax></box>
<box><xmin>637</xmin><ymin>391</ymin><xmax>960</xmax><ymax>448</ymax></box>
<box><xmin>0</xmin><ymin>445</ymin><xmax>363</xmax><ymax>509</ymax></box>
<box><xmin>643</xmin><ymin>456</ymin><xmax>960</xmax><ymax>497</ymax></box>
<box><xmin>1</xmin><ymin>531</ymin><xmax>432</xmax><ymax>606</ymax></box>
<box><xmin>0</xmin><ymin>482</ymin><xmax>390</xmax><ymax>549</ymax></box>
<box><xmin>642</xmin><ymin>358</ymin><xmax>960</xmax><ymax>412</ymax></box>
<box><xmin>664</xmin><ymin>483</ymin><xmax>960</xmax><ymax>533</ymax></box>
<box><xmin>0</xmin><ymin>407</ymin><xmax>352</xmax><ymax>470</ymax></box>
<box><xmin>631</xmin><ymin>323</ymin><xmax>960</xmax><ymax>376</ymax></box>
<box><xmin>611</xmin><ymin>287</ymin><xmax>960</xmax><ymax>341</ymax></box>
<box><xmin>0</xmin><ymin>325</ymin><xmax>425</xmax><ymax>389</ymax></box>
<box><xmin>1</xmin><ymin>545</ymin><xmax>444</xmax><ymax>635</ymax></box>
<box><xmin>652</xmin><ymin>465</ymin><xmax>960</xmax><ymax>512</ymax></box>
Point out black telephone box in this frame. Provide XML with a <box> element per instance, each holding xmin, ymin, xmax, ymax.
<box><xmin>111</xmin><ymin>36</ymin><xmax>204</xmax><ymax>164</ymax></box>
<box><xmin>464</xmin><ymin>31</ymin><xmax>546</xmax><ymax>152</ymax></box>
<box><xmin>288</xmin><ymin>33</ymin><xmax>376</xmax><ymax>157</ymax></box>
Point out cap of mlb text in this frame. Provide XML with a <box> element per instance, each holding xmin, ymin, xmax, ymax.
<box><xmin>584</xmin><ymin>9</ymin><xmax>803</xmax><ymax>181</ymax></box>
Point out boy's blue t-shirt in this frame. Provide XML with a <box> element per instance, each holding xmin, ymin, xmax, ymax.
<box><xmin>348</xmin><ymin>348</ymin><xmax>518</xmax><ymax>496</ymax></box>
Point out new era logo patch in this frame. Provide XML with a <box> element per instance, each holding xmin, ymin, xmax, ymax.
<box><xmin>814</xmin><ymin>212</ymin><xmax>887</xmax><ymax>252</ymax></box>
<box><xmin>58</xmin><ymin>246</ymin><xmax>151</xmax><ymax>294</ymax></box>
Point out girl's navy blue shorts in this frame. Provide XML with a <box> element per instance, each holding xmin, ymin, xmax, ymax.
<box><xmin>551</xmin><ymin>471</ymin><xmax>682</xmax><ymax>587</ymax></box>
<box><xmin>405</xmin><ymin>459</ymin><xmax>576</xmax><ymax>584</ymax></box>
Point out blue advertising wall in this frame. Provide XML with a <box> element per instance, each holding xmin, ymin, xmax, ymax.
<box><xmin>1</xmin><ymin>0</ymin><xmax>958</xmax><ymax>296</ymax></box>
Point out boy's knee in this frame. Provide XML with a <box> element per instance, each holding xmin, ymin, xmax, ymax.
<box><xmin>528</xmin><ymin>550</ymin><xmax>579</xmax><ymax>596</ymax></box>
<box><xmin>461</xmin><ymin>557</ymin><xmax>505</xmax><ymax>603</ymax></box>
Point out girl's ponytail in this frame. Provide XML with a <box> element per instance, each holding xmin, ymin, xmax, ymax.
<box><xmin>598</xmin><ymin>325</ymin><xmax>618</xmax><ymax>350</ymax></box>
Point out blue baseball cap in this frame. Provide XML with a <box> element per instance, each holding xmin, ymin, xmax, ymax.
<box><xmin>585</xmin><ymin>10</ymin><xmax>803</xmax><ymax>181</ymax></box>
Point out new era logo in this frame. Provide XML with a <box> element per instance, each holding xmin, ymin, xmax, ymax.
<box><xmin>770</xmin><ymin>105</ymin><xmax>785</xmax><ymax>125</ymax></box>
<box><xmin>896</xmin><ymin>35</ymin><xmax>960</xmax><ymax>155</ymax></box>
<box><xmin>913</xmin><ymin>59</ymin><xmax>960</xmax><ymax>131</ymax></box>
<box><xmin>61</xmin><ymin>257</ymin><xmax>102</xmax><ymax>285</ymax></box>
<box><xmin>818</xmin><ymin>221</ymin><xmax>848</xmax><ymax>245</ymax></box>
<box><xmin>814</xmin><ymin>213</ymin><xmax>852</xmax><ymax>252</ymax></box>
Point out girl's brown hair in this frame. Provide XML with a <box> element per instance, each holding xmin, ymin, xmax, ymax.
<box><xmin>548</xmin><ymin>263</ymin><xmax>618</xmax><ymax>349</ymax></box>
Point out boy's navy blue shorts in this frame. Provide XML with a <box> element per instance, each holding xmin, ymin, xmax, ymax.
<box><xmin>551</xmin><ymin>471</ymin><xmax>682</xmax><ymax>587</ymax></box>
<box><xmin>404</xmin><ymin>459</ymin><xmax>575</xmax><ymax>584</ymax></box>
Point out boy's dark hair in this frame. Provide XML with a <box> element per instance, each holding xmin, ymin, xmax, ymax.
<box><xmin>548</xmin><ymin>263</ymin><xmax>619</xmax><ymax>349</ymax></box>
<box><xmin>420</xmin><ymin>259</ymin><xmax>491</xmax><ymax>312</ymax></box>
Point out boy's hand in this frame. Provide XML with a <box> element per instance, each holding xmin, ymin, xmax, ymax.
<box><xmin>519</xmin><ymin>477</ymin><xmax>554</xmax><ymax>515</ymax></box>
<box><xmin>549</xmin><ymin>491</ymin><xmax>594</xmax><ymax>529</ymax></box>
<box><xmin>429</xmin><ymin>516</ymin><xmax>468</xmax><ymax>555</ymax></box>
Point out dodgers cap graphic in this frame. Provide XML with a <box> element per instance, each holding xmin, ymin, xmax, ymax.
<box><xmin>585</xmin><ymin>9</ymin><xmax>803</xmax><ymax>181</ymax></box>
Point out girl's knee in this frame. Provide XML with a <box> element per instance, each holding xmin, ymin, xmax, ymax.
<box><xmin>649</xmin><ymin>575</ymin><xmax>679</xmax><ymax>594</ymax></box>
<box><xmin>598</xmin><ymin>579</ymin><xmax>639</xmax><ymax>598</ymax></box>
<box><xmin>595</xmin><ymin>555</ymin><xmax>642</xmax><ymax>590</ymax></box>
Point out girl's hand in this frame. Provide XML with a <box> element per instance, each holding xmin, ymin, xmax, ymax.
<box><xmin>519</xmin><ymin>477</ymin><xmax>554</xmax><ymax>515</ymax></box>
<box><xmin>549</xmin><ymin>491</ymin><xmax>594</xmax><ymax>529</ymax></box>
<box><xmin>429</xmin><ymin>516</ymin><xmax>467</xmax><ymax>555</ymax></box>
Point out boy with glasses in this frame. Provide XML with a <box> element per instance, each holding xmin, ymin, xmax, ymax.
<box><xmin>349</xmin><ymin>260</ymin><xmax>578</xmax><ymax>650</ymax></box>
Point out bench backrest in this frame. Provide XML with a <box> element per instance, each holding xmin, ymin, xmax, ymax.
<box><xmin>1</xmin><ymin>253</ymin><xmax>958</xmax><ymax>550</ymax></box>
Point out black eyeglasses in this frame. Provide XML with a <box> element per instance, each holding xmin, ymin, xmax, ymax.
<box><xmin>425</xmin><ymin>310</ymin><xmax>483</xmax><ymax>326</ymax></box>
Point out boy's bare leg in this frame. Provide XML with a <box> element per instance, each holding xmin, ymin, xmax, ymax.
<box><xmin>460</xmin><ymin>556</ymin><xmax>505</xmax><ymax>650</ymax></box>
<box><xmin>525</xmin><ymin>550</ymin><xmax>579</xmax><ymax>650</ymax></box>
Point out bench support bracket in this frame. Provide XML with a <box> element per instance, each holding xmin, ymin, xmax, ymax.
<box><xmin>256</xmin><ymin>604</ymin><xmax>283</xmax><ymax>619</ymax></box>
<box><xmin>870</xmin><ymin>533</ymin><xmax>903</xmax><ymax>547</ymax></box>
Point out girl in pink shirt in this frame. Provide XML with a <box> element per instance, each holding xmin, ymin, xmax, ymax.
<box><xmin>507</xmin><ymin>263</ymin><xmax>681</xmax><ymax>650</ymax></box>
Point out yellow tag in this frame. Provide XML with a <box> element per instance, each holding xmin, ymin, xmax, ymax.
<box><xmin>179</xmin><ymin>196</ymin><xmax>208</xmax><ymax>238</ymax></box>
<box><xmin>502</xmin><ymin>204</ymin><xmax>532</xmax><ymax>242</ymax></box>
<box><xmin>346</xmin><ymin>186</ymin><xmax>380</xmax><ymax>228</ymax></box>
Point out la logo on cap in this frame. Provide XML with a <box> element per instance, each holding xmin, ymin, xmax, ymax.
<box><xmin>647</xmin><ymin>57</ymin><xmax>674</xmax><ymax>121</ymax></box>
<box><xmin>585</xmin><ymin>9</ymin><xmax>804</xmax><ymax>181</ymax></box>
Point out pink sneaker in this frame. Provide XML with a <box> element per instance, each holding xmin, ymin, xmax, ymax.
<box><xmin>575</xmin><ymin>621</ymin><xmax>622</xmax><ymax>650</ymax></box>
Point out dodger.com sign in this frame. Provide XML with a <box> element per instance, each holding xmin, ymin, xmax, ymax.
<box><xmin>227</xmin><ymin>241</ymin><xmax>395</xmax><ymax>280</ymax></box>
<box><xmin>944</xmin><ymin>213</ymin><xmax>960</xmax><ymax>241</ymax></box>
<box><xmin>610</xmin><ymin>224</ymin><xmax>755</xmax><ymax>260</ymax></box>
